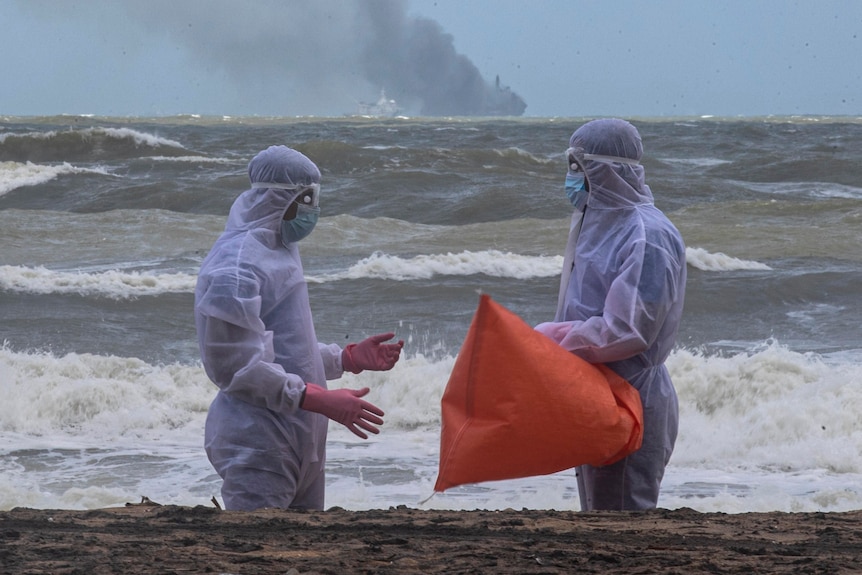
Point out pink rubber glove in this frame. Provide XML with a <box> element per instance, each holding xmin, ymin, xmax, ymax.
<box><xmin>301</xmin><ymin>383</ymin><xmax>384</xmax><ymax>439</ymax></box>
<box><xmin>342</xmin><ymin>332</ymin><xmax>405</xmax><ymax>374</ymax></box>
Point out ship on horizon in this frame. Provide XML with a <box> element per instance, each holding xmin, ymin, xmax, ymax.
<box><xmin>356</xmin><ymin>89</ymin><xmax>401</xmax><ymax>117</ymax></box>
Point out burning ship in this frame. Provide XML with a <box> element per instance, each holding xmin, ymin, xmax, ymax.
<box><xmin>357</xmin><ymin>89</ymin><xmax>401</xmax><ymax>117</ymax></box>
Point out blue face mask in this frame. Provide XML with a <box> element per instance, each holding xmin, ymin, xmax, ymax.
<box><xmin>565</xmin><ymin>173</ymin><xmax>588</xmax><ymax>211</ymax></box>
<box><xmin>281</xmin><ymin>204</ymin><xmax>320</xmax><ymax>246</ymax></box>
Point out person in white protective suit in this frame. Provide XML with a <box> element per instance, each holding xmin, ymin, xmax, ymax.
<box><xmin>535</xmin><ymin>119</ymin><xmax>687</xmax><ymax>510</ymax></box>
<box><xmin>195</xmin><ymin>145</ymin><xmax>404</xmax><ymax>511</ymax></box>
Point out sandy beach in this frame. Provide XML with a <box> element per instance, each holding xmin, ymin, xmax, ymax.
<box><xmin>2</xmin><ymin>502</ymin><xmax>861</xmax><ymax>574</ymax></box>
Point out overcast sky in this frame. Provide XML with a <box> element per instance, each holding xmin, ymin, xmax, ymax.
<box><xmin>2</xmin><ymin>0</ymin><xmax>860</xmax><ymax>117</ymax></box>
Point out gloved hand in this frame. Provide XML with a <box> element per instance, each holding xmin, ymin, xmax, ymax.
<box><xmin>301</xmin><ymin>383</ymin><xmax>384</xmax><ymax>439</ymax></box>
<box><xmin>342</xmin><ymin>332</ymin><xmax>405</xmax><ymax>374</ymax></box>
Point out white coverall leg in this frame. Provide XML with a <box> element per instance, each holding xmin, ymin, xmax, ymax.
<box><xmin>577</xmin><ymin>366</ymin><xmax>679</xmax><ymax>510</ymax></box>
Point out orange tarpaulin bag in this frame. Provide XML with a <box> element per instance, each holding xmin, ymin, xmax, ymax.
<box><xmin>434</xmin><ymin>294</ymin><xmax>643</xmax><ymax>492</ymax></box>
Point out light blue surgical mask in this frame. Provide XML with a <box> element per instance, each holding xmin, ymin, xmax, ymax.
<box><xmin>281</xmin><ymin>204</ymin><xmax>320</xmax><ymax>246</ymax></box>
<box><xmin>565</xmin><ymin>173</ymin><xmax>588</xmax><ymax>211</ymax></box>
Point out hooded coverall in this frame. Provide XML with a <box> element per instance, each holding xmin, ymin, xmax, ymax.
<box><xmin>195</xmin><ymin>146</ymin><xmax>342</xmax><ymax>511</ymax></box>
<box><xmin>536</xmin><ymin>119</ymin><xmax>687</xmax><ymax>510</ymax></box>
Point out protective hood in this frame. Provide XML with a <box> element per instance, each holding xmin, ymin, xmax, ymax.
<box><xmin>225</xmin><ymin>145</ymin><xmax>321</xmax><ymax>235</ymax></box>
<box><xmin>570</xmin><ymin>118</ymin><xmax>653</xmax><ymax>209</ymax></box>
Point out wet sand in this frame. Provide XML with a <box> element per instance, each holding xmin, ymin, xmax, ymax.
<box><xmin>2</xmin><ymin>504</ymin><xmax>861</xmax><ymax>574</ymax></box>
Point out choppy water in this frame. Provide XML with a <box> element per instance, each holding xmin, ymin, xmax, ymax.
<box><xmin>2</xmin><ymin>114</ymin><xmax>862</xmax><ymax>512</ymax></box>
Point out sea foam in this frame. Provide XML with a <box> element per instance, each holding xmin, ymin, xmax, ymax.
<box><xmin>1</xmin><ymin>247</ymin><xmax>772</xmax><ymax>299</ymax></box>
<box><xmin>686</xmin><ymin>246</ymin><xmax>772</xmax><ymax>271</ymax></box>
<box><xmin>2</xmin><ymin>339</ymin><xmax>861</xmax><ymax>512</ymax></box>
<box><xmin>0</xmin><ymin>127</ymin><xmax>184</xmax><ymax>149</ymax></box>
<box><xmin>308</xmin><ymin>250</ymin><xmax>564</xmax><ymax>282</ymax></box>
<box><xmin>0</xmin><ymin>265</ymin><xmax>196</xmax><ymax>299</ymax></box>
<box><xmin>0</xmin><ymin>161</ymin><xmax>110</xmax><ymax>196</ymax></box>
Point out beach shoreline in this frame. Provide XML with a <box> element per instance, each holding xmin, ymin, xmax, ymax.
<box><xmin>2</xmin><ymin>504</ymin><xmax>860</xmax><ymax>574</ymax></box>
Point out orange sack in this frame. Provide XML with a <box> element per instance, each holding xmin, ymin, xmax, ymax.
<box><xmin>434</xmin><ymin>295</ymin><xmax>643</xmax><ymax>492</ymax></box>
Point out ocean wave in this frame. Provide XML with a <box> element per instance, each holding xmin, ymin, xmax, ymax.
<box><xmin>0</xmin><ymin>345</ymin><xmax>212</xmax><ymax>437</ymax></box>
<box><xmin>2</xmin><ymin>341</ymin><xmax>860</xmax><ymax>513</ymax></box>
<box><xmin>669</xmin><ymin>340</ymin><xmax>862</xmax><ymax>473</ymax></box>
<box><xmin>0</xmin><ymin>265</ymin><xmax>196</xmax><ymax>299</ymax></box>
<box><xmin>3</xmin><ymin>340</ymin><xmax>860</xmax><ymax>460</ymax></box>
<box><xmin>660</xmin><ymin>157</ymin><xmax>732</xmax><ymax>167</ymax></box>
<box><xmin>491</xmin><ymin>146</ymin><xmax>555</xmax><ymax>165</ymax></box>
<box><xmin>0</xmin><ymin>126</ymin><xmax>183</xmax><ymax>149</ymax></box>
<box><xmin>293</xmin><ymin>140</ymin><xmax>554</xmax><ymax>173</ymax></box>
<box><xmin>686</xmin><ymin>247</ymin><xmax>772</xmax><ymax>271</ymax></box>
<box><xmin>1</xmin><ymin>252</ymin><xmax>563</xmax><ymax>298</ymax></box>
<box><xmin>0</xmin><ymin>127</ymin><xmax>188</xmax><ymax>162</ymax></box>
<box><xmin>149</xmin><ymin>155</ymin><xmax>236</xmax><ymax>164</ymax></box>
<box><xmin>307</xmin><ymin>251</ymin><xmax>564</xmax><ymax>282</ymax></box>
<box><xmin>745</xmin><ymin>180</ymin><xmax>862</xmax><ymax>201</ymax></box>
<box><xmin>0</xmin><ymin>344</ymin><xmax>449</xmax><ymax>436</ymax></box>
<box><xmin>0</xmin><ymin>161</ymin><xmax>111</xmax><ymax>196</ymax></box>
<box><xmin>1</xmin><ymin>247</ymin><xmax>771</xmax><ymax>299</ymax></box>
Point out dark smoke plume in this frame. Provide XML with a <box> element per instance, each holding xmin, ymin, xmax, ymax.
<box><xmin>22</xmin><ymin>0</ymin><xmax>526</xmax><ymax>116</ymax></box>
<box><xmin>358</xmin><ymin>1</ymin><xmax>526</xmax><ymax>116</ymax></box>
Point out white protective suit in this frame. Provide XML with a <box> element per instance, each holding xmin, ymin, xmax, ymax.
<box><xmin>195</xmin><ymin>146</ymin><xmax>343</xmax><ymax>511</ymax></box>
<box><xmin>536</xmin><ymin>119</ymin><xmax>687</xmax><ymax>510</ymax></box>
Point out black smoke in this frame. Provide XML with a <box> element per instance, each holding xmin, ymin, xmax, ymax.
<box><xmin>359</xmin><ymin>1</ymin><xmax>526</xmax><ymax>116</ymax></box>
<box><xmin>18</xmin><ymin>0</ymin><xmax>526</xmax><ymax>117</ymax></box>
